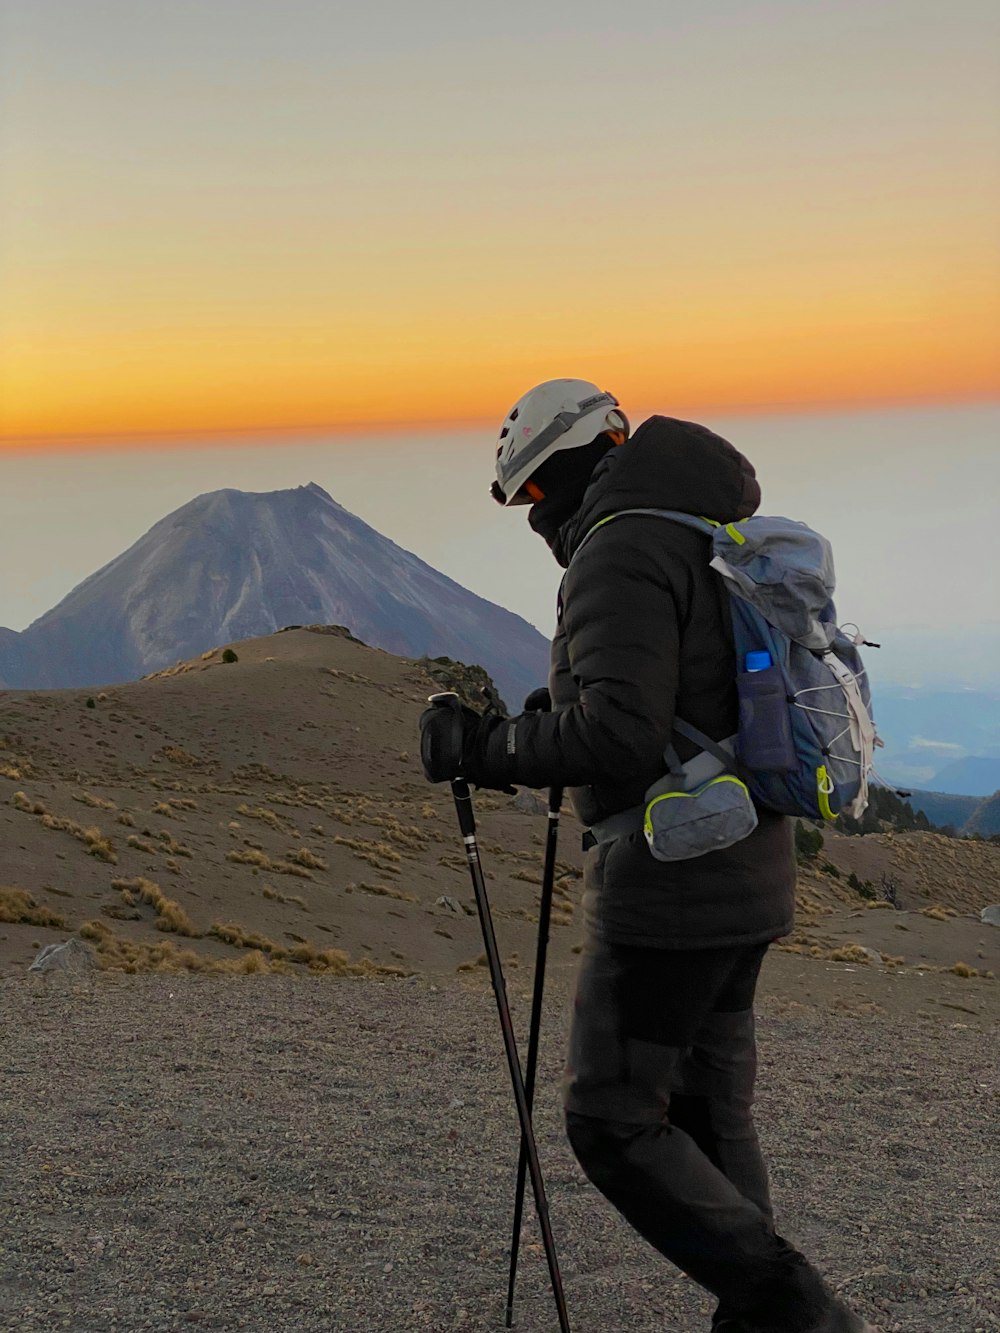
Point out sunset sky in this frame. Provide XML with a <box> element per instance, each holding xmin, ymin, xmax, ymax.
<box><xmin>2</xmin><ymin>0</ymin><xmax>999</xmax><ymax>445</ymax></box>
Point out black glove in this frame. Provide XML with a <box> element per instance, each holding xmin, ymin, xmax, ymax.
<box><xmin>419</xmin><ymin>701</ymin><xmax>516</xmax><ymax>792</ymax></box>
<box><xmin>523</xmin><ymin>687</ymin><xmax>551</xmax><ymax>713</ymax></box>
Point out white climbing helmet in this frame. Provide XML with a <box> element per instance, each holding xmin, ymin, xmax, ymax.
<box><xmin>491</xmin><ymin>379</ymin><xmax>628</xmax><ymax>506</ymax></box>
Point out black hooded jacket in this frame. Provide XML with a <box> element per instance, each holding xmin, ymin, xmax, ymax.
<box><xmin>492</xmin><ymin>415</ymin><xmax>795</xmax><ymax>950</ymax></box>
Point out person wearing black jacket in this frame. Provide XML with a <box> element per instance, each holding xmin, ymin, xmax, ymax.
<box><xmin>419</xmin><ymin>380</ymin><xmax>876</xmax><ymax>1333</ymax></box>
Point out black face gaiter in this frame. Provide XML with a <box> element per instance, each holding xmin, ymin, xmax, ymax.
<box><xmin>527</xmin><ymin>436</ymin><xmax>617</xmax><ymax>553</ymax></box>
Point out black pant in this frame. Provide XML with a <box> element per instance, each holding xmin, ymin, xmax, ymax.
<box><xmin>564</xmin><ymin>938</ymin><xmax>832</xmax><ymax>1330</ymax></box>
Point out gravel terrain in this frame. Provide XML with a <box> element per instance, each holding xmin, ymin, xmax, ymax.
<box><xmin>1</xmin><ymin>955</ymin><xmax>997</xmax><ymax>1333</ymax></box>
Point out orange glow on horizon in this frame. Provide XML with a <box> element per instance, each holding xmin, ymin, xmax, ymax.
<box><xmin>4</xmin><ymin>2</ymin><xmax>999</xmax><ymax>454</ymax></box>
<box><xmin>2</xmin><ymin>384</ymin><xmax>998</xmax><ymax>455</ymax></box>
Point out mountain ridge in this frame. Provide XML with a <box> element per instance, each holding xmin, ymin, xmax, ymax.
<box><xmin>0</xmin><ymin>483</ymin><xmax>549</xmax><ymax>708</ymax></box>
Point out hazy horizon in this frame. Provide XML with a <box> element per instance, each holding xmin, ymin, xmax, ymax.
<box><xmin>3</xmin><ymin>402</ymin><xmax>998</xmax><ymax>691</ymax></box>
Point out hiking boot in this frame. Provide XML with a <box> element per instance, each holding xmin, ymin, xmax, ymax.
<box><xmin>714</xmin><ymin>1295</ymin><xmax>874</xmax><ymax>1327</ymax></box>
<box><xmin>710</xmin><ymin>1309</ymin><xmax>878</xmax><ymax>1332</ymax></box>
<box><xmin>803</xmin><ymin>1306</ymin><xmax>878</xmax><ymax>1333</ymax></box>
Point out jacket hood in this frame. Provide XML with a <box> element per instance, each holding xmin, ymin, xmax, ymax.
<box><xmin>548</xmin><ymin>415</ymin><xmax>762</xmax><ymax>566</ymax></box>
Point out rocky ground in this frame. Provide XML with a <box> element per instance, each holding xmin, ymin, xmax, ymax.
<box><xmin>2</xmin><ymin>627</ymin><xmax>998</xmax><ymax>1331</ymax></box>
<box><xmin>1</xmin><ymin>957</ymin><xmax>997</xmax><ymax>1333</ymax></box>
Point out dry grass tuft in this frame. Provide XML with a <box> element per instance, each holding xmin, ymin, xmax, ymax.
<box><xmin>210</xmin><ymin>921</ymin><xmax>286</xmax><ymax>955</ymax></box>
<box><xmin>457</xmin><ymin>952</ymin><xmax>489</xmax><ymax>973</ymax></box>
<box><xmin>347</xmin><ymin>881</ymin><xmax>418</xmax><ymax>903</ymax></box>
<box><xmin>116</xmin><ymin>811</ymin><xmax>136</xmax><ymax>827</ymax></box>
<box><xmin>12</xmin><ymin>790</ymin><xmax>46</xmax><ymax>814</ymax></box>
<box><xmin>333</xmin><ymin>835</ymin><xmax>402</xmax><ymax>874</ymax></box>
<box><xmin>111</xmin><ymin>876</ymin><xmax>200</xmax><ymax>937</ymax></box>
<box><xmin>226</xmin><ymin>849</ymin><xmax>312</xmax><ymax>879</ymax></box>
<box><xmin>14</xmin><ymin>790</ymin><xmax>119</xmax><ymax>861</ymax></box>
<box><xmin>0</xmin><ymin>765</ymin><xmax>22</xmax><ymax>781</ymax></box>
<box><xmin>920</xmin><ymin>905</ymin><xmax>956</xmax><ymax>922</ymax></box>
<box><xmin>157</xmin><ymin>830</ymin><xmax>193</xmax><ymax>858</ymax></box>
<box><xmin>236</xmin><ymin>803</ymin><xmax>286</xmax><ymax>829</ymax></box>
<box><xmin>36</xmin><ymin>811</ymin><xmax>117</xmax><ymax>863</ymax></box>
<box><xmin>512</xmin><ymin>869</ymin><xmax>543</xmax><ymax>886</ymax></box>
<box><xmin>259</xmin><ymin>886</ymin><xmax>311</xmax><ymax>909</ymax></box>
<box><xmin>826</xmin><ymin>945</ymin><xmax>875</xmax><ymax>964</ymax></box>
<box><xmin>77</xmin><ymin>922</ymin><xmax>221</xmax><ymax>974</ymax></box>
<box><xmin>159</xmin><ymin>745</ymin><xmax>203</xmax><ymax>767</ymax></box>
<box><xmin>208</xmin><ymin>922</ymin><xmax>407</xmax><ymax>978</ymax></box>
<box><xmin>127</xmin><ymin>835</ymin><xmax>158</xmax><ymax>855</ymax></box>
<box><xmin>287</xmin><ymin>846</ymin><xmax>326</xmax><ymax>870</ymax></box>
<box><xmin>0</xmin><ymin>887</ymin><xmax>69</xmax><ymax>929</ymax></box>
<box><xmin>73</xmin><ymin>791</ymin><xmax>116</xmax><ymax>810</ymax></box>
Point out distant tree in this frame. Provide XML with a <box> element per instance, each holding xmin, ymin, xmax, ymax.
<box><xmin>847</xmin><ymin>870</ymin><xmax>878</xmax><ymax>901</ymax></box>
<box><xmin>838</xmin><ymin>785</ymin><xmax>941</xmax><ymax>837</ymax></box>
<box><xmin>222</xmin><ymin>648</ymin><xmax>238</xmax><ymax>663</ymax></box>
<box><xmin>879</xmin><ymin>873</ymin><xmax>901</xmax><ymax>908</ymax></box>
<box><xmin>794</xmin><ymin>820</ymin><xmax>824</xmax><ymax>861</ymax></box>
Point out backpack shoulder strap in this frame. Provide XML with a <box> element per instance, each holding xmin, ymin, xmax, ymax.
<box><xmin>570</xmin><ymin>509</ymin><xmax>738</xmax><ymax>778</ymax></box>
<box><xmin>673</xmin><ymin>718</ymin><xmax>737</xmax><ymax>773</ymax></box>
<box><xmin>573</xmin><ymin>508</ymin><xmax>717</xmax><ymax>562</ymax></box>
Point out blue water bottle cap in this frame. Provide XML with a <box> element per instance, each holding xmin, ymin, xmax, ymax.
<box><xmin>745</xmin><ymin>650</ymin><xmax>772</xmax><ymax>672</ymax></box>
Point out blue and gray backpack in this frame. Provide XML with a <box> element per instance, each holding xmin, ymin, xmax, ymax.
<box><xmin>578</xmin><ymin>509</ymin><xmax>879</xmax><ymax>826</ymax></box>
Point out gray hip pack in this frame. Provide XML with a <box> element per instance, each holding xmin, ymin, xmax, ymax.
<box><xmin>584</xmin><ymin>720</ymin><xmax>758</xmax><ymax>862</ymax></box>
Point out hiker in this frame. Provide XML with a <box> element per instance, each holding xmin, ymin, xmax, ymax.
<box><xmin>419</xmin><ymin>380</ymin><xmax>876</xmax><ymax>1333</ymax></box>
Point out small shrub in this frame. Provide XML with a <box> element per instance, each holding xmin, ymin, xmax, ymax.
<box><xmin>222</xmin><ymin>648</ymin><xmax>238</xmax><ymax>664</ymax></box>
<box><xmin>847</xmin><ymin>870</ymin><xmax>877</xmax><ymax>901</ymax></box>
<box><xmin>794</xmin><ymin>821</ymin><xmax>824</xmax><ymax>861</ymax></box>
<box><xmin>85</xmin><ymin>697</ymin><xmax>96</xmax><ymax>709</ymax></box>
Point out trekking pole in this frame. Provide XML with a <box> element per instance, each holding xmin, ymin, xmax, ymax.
<box><xmin>505</xmin><ymin>783</ymin><xmax>564</xmax><ymax>1328</ymax></box>
<box><xmin>426</xmin><ymin>694</ymin><xmax>571</xmax><ymax>1333</ymax></box>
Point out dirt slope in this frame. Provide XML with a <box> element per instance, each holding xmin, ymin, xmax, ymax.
<box><xmin>1</xmin><ymin>627</ymin><xmax>998</xmax><ymax>992</ymax></box>
<box><xmin>0</xmin><ymin>628</ymin><xmax>584</xmax><ymax>980</ymax></box>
